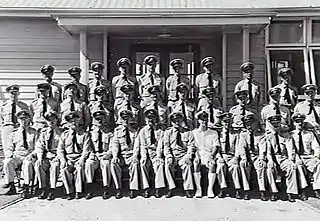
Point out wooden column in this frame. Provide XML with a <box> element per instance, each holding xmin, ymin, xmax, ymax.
<box><xmin>103</xmin><ymin>31</ymin><xmax>109</xmax><ymax>80</ymax></box>
<box><xmin>242</xmin><ymin>27</ymin><xmax>250</xmax><ymax>62</ymax></box>
<box><xmin>222</xmin><ymin>32</ymin><xmax>227</xmax><ymax>111</ymax></box>
<box><xmin>80</xmin><ymin>30</ymin><xmax>89</xmax><ymax>84</ymax></box>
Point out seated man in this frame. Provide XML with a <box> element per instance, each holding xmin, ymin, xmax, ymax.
<box><xmin>111</xmin><ymin>109</ymin><xmax>140</xmax><ymax>199</ymax></box>
<box><xmin>163</xmin><ymin>111</ymin><xmax>195</xmax><ymax>198</ymax></box>
<box><xmin>265</xmin><ymin>114</ymin><xmax>299</xmax><ymax>202</ymax></box>
<box><xmin>139</xmin><ymin>108</ymin><xmax>166</xmax><ymax>198</ymax></box>
<box><xmin>34</xmin><ymin>110</ymin><xmax>62</xmax><ymax>200</ymax></box>
<box><xmin>87</xmin><ymin>109</ymin><xmax>114</xmax><ymax>200</ymax></box>
<box><xmin>57</xmin><ymin>111</ymin><xmax>94</xmax><ymax>200</ymax></box>
<box><xmin>3</xmin><ymin>110</ymin><xmax>38</xmax><ymax>198</ymax></box>
<box><xmin>192</xmin><ymin>110</ymin><xmax>222</xmax><ymax>198</ymax></box>
<box><xmin>291</xmin><ymin>113</ymin><xmax>320</xmax><ymax>200</ymax></box>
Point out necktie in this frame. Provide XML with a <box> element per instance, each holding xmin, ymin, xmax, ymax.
<box><xmin>96</xmin><ymin>80</ymin><xmax>101</xmax><ymax>87</ymax></box>
<box><xmin>176</xmin><ymin>130</ymin><xmax>183</xmax><ymax>147</ymax></box>
<box><xmin>274</xmin><ymin>103</ymin><xmax>281</xmax><ymax>115</ymax></box>
<box><xmin>150</xmin><ymin>74</ymin><xmax>155</xmax><ymax>85</ymax></box>
<box><xmin>98</xmin><ymin>129</ymin><xmax>103</xmax><ymax>153</ymax></box>
<box><xmin>125</xmin><ymin>128</ymin><xmax>131</xmax><ymax>146</ymax></box>
<box><xmin>98</xmin><ymin>102</ymin><xmax>104</xmax><ymax>110</ymax></box>
<box><xmin>72</xmin><ymin>131</ymin><xmax>79</xmax><ymax>153</ymax></box>
<box><xmin>250</xmin><ymin>131</ymin><xmax>255</xmax><ymax>152</ymax></box>
<box><xmin>47</xmin><ymin>129</ymin><xmax>54</xmax><ymax>151</ymax></box>
<box><xmin>126</xmin><ymin>101</ymin><xmax>132</xmax><ymax>111</ymax></box>
<box><xmin>181</xmin><ymin>102</ymin><xmax>188</xmax><ymax>125</ymax></box>
<box><xmin>154</xmin><ymin>101</ymin><xmax>158</xmax><ymax>113</ymax></box>
<box><xmin>48</xmin><ymin>85</ymin><xmax>53</xmax><ymax>98</ymax></box>
<box><xmin>70</xmin><ymin>100</ymin><xmax>75</xmax><ymax>111</ymax></box>
<box><xmin>11</xmin><ymin>102</ymin><xmax>17</xmax><ymax>124</ymax></box>
<box><xmin>22</xmin><ymin>129</ymin><xmax>28</xmax><ymax>149</ymax></box>
<box><xmin>284</xmin><ymin>85</ymin><xmax>291</xmax><ymax>104</ymax></box>
<box><xmin>150</xmin><ymin>127</ymin><xmax>156</xmax><ymax>145</ymax></box>
<box><xmin>241</xmin><ymin>104</ymin><xmax>246</xmax><ymax>116</ymax></box>
<box><xmin>275</xmin><ymin>132</ymin><xmax>281</xmax><ymax>154</ymax></box>
<box><xmin>248</xmin><ymin>79</ymin><xmax>253</xmax><ymax>103</ymax></box>
<box><xmin>308</xmin><ymin>102</ymin><xmax>320</xmax><ymax>124</ymax></box>
<box><xmin>123</xmin><ymin>74</ymin><xmax>127</xmax><ymax>81</ymax></box>
<box><xmin>42</xmin><ymin>99</ymin><xmax>47</xmax><ymax>116</ymax></box>
<box><xmin>209</xmin><ymin>103</ymin><xmax>214</xmax><ymax>123</ymax></box>
<box><xmin>177</xmin><ymin>75</ymin><xmax>181</xmax><ymax>84</ymax></box>
<box><xmin>208</xmin><ymin>74</ymin><xmax>213</xmax><ymax>87</ymax></box>
<box><xmin>298</xmin><ymin>131</ymin><xmax>304</xmax><ymax>155</ymax></box>
<box><xmin>225</xmin><ymin>130</ymin><xmax>230</xmax><ymax>153</ymax></box>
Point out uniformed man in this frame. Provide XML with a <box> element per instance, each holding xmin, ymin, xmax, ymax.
<box><xmin>138</xmin><ymin>108</ymin><xmax>166</xmax><ymax>198</ymax></box>
<box><xmin>275</xmin><ymin>68</ymin><xmax>298</xmax><ymax>111</ymax></box>
<box><xmin>197</xmin><ymin>87</ymin><xmax>223</xmax><ymax>128</ymax></box>
<box><xmin>234</xmin><ymin>62</ymin><xmax>260</xmax><ymax>107</ymax></box>
<box><xmin>143</xmin><ymin>85</ymin><xmax>168</xmax><ymax>129</ymax></box>
<box><xmin>88</xmin><ymin>85</ymin><xmax>113</xmax><ymax>127</ymax></box>
<box><xmin>60</xmin><ymin>82</ymin><xmax>91</xmax><ymax>130</ymax></box>
<box><xmin>264</xmin><ymin>114</ymin><xmax>299</xmax><ymax>202</ymax></box>
<box><xmin>192</xmin><ymin>110</ymin><xmax>222</xmax><ymax>198</ymax></box>
<box><xmin>0</xmin><ymin>84</ymin><xmax>29</xmax><ymax>158</ymax></box>
<box><xmin>229</xmin><ymin>89</ymin><xmax>256</xmax><ymax>130</ymax></box>
<box><xmin>215</xmin><ymin>113</ymin><xmax>242</xmax><ymax>199</ymax></box>
<box><xmin>88</xmin><ymin>62</ymin><xmax>112</xmax><ymax>102</ymax></box>
<box><xmin>138</xmin><ymin>55</ymin><xmax>165</xmax><ymax>107</ymax></box>
<box><xmin>66</xmin><ymin>66</ymin><xmax>89</xmax><ymax>103</ymax></box>
<box><xmin>112</xmin><ymin>57</ymin><xmax>139</xmax><ymax>109</ymax></box>
<box><xmin>261</xmin><ymin>87</ymin><xmax>291</xmax><ymax>131</ymax></box>
<box><xmin>34</xmin><ymin>110</ymin><xmax>62</xmax><ymax>200</ymax></box>
<box><xmin>291</xmin><ymin>113</ymin><xmax>320</xmax><ymax>200</ymax></box>
<box><xmin>57</xmin><ymin>111</ymin><xmax>94</xmax><ymax>200</ymax></box>
<box><xmin>114</xmin><ymin>84</ymin><xmax>141</xmax><ymax>126</ymax></box>
<box><xmin>163</xmin><ymin>111</ymin><xmax>196</xmax><ymax>198</ymax></box>
<box><xmin>238</xmin><ymin>114</ymin><xmax>268</xmax><ymax>201</ymax></box>
<box><xmin>166</xmin><ymin>58</ymin><xmax>190</xmax><ymax>106</ymax></box>
<box><xmin>3</xmin><ymin>110</ymin><xmax>38</xmax><ymax>198</ymax></box>
<box><xmin>87</xmin><ymin>109</ymin><xmax>114</xmax><ymax>199</ymax></box>
<box><xmin>294</xmin><ymin>84</ymin><xmax>320</xmax><ymax>131</ymax></box>
<box><xmin>111</xmin><ymin>109</ymin><xmax>140</xmax><ymax>199</ymax></box>
<box><xmin>30</xmin><ymin>83</ymin><xmax>60</xmax><ymax>131</ymax></box>
<box><xmin>195</xmin><ymin>57</ymin><xmax>221</xmax><ymax>104</ymax></box>
<box><xmin>39</xmin><ymin>65</ymin><xmax>63</xmax><ymax>103</ymax></box>
<box><xmin>171</xmin><ymin>83</ymin><xmax>196</xmax><ymax>130</ymax></box>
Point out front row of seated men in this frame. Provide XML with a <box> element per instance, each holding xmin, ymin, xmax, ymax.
<box><xmin>3</xmin><ymin>105</ymin><xmax>320</xmax><ymax>202</ymax></box>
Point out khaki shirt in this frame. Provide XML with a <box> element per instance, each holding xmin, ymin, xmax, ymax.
<box><xmin>115</xmin><ymin>100</ymin><xmax>141</xmax><ymax>125</ymax></box>
<box><xmin>90</xmin><ymin>126</ymin><xmax>113</xmax><ymax>159</ymax></box>
<box><xmin>195</xmin><ymin>73</ymin><xmax>221</xmax><ymax>99</ymax></box>
<box><xmin>261</xmin><ymin>103</ymin><xmax>291</xmax><ymax>130</ymax></box>
<box><xmin>238</xmin><ymin>129</ymin><xmax>266</xmax><ymax>160</ymax></box>
<box><xmin>0</xmin><ymin>100</ymin><xmax>29</xmax><ymax>126</ymax></box>
<box><xmin>88</xmin><ymin>78</ymin><xmax>112</xmax><ymax>102</ymax></box>
<box><xmin>111</xmin><ymin>74</ymin><xmax>139</xmax><ymax>99</ymax></box>
<box><xmin>64</xmin><ymin>81</ymin><xmax>89</xmax><ymax>104</ymax></box>
<box><xmin>234</xmin><ymin>79</ymin><xmax>260</xmax><ymax>105</ymax></box>
<box><xmin>138</xmin><ymin>73</ymin><xmax>165</xmax><ymax>98</ymax></box>
<box><xmin>144</xmin><ymin>100</ymin><xmax>168</xmax><ymax>127</ymax></box>
<box><xmin>166</xmin><ymin>75</ymin><xmax>190</xmax><ymax>101</ymax></box>
<box><xmin>218</xmin><ymin>128</ymin><xmax>239</xmax><ymax>156</ymax></box>
<box><xmin>275</xmin><ymin>83</ymin><xmax>298</xmax><ymax>110</ymax></box>
<box><xmin>171</xmin><ymin>99</ymin><xmax>196</xmax><ymax>129</ymax></box>
<box><xmin>30</xmin><ymin>98</ymin><xmax>60</xmax><ymax>124</ymax></box>
<box><xmin>229</xmin><ymin>104</ymin><xmax>256</xmax><ymax>129</ymax></box>
<box><xmin>291</xmin><ymin>129</ymin><xmax>320</xmax><ymax>158</ymax></box>
<box><xmin>6</xmin><ymin>127</ymin><xmax>38</xmax><ymax>158</ymax></box>
<box><xmin>197</xmin><ymin>98</ymin><xmax>223</xmax><ymax>126</ymax></box>
<box><xmin>35</xmin><ymin>127</ymin><xmax>63</xmax><ymax>160</ymax></box>
<box><xmin>294</xmin><ymin>101</ymin><xmax>320</xmax><ymax>128</ymax></box>
<box><xmin>192</xmin><ymin>128</ymin><xmax>220</xmax><ymax>160</ymax></box>
<box><xmin>138</xmin><ymin>125</ymin><xmax>164</xmax><ymax>159</ymax></box>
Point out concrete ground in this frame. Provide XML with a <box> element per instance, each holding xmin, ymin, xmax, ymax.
<box><xmin>0</xmin><ymin>194</ymin><xmax>320</xmax><ymax>221</ymax></box>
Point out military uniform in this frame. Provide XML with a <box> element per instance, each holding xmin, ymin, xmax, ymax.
<box><xmin>234</xmin><ymin>62</ymin><xmax>260</xmax><ymax>107</ymax></box>
<box><xmin>163</xmin><ymin>112</ymin><xmax>195</xmax><ymax>195</ymax></box>
<box><xmin>39</xmin><ymin>65</ymin><xmax>63</xmax><ymax>103</ymax></box>
<box><xmin>57</xmin><ymin>112</ymin><xmax>93</xmax><ymax>198</ymax></box>
<box><xmin>195</xmin><ymin>57</ymin><xmax>221</xmax><ymax>103</ymax></box>
<box><xmin>88</xmin><ymin>62</ymin><xmax>112</xmax><ymax>102</ymax></box>
<box><xmin>138</xmin><ymin>55</ymin><xmax>165</xmax><ymax>107</ymax></box>
<box><xmin>138</xmin><ymin>109</ymin><xmax>166</xmax><ymax>196</ymax></box>
<box><xmin>111</xmin><ymin>109</ymin><xmax>140</xmax><ymax>196</ymax></box>
<box><xmin>0</xmin><ymin>85</ymin><xmax>29</xmax><ymax>158</ymax></box>
<box><xmin>66</xmin><ymin>67</ymin><xmax>89</xmax><ymax>103</ymax></box>
<box><xmin>3</xmin><ymin>110</ymin><xmax>38</xmax><ymax>197</ymax></box>
<box><xmin>112</xmin><ymin>58</ymin><xmax>139</xmax><ymax>109</ymax></box>
<box><xmin>34</xmin><ymin>111</ymin><xmax>62</xmax><ymax>199</ymax></box>
<box><xmin>30</xmin><ymin>83</ymin><xmax>60</xmax><ymax>131</ymax></box>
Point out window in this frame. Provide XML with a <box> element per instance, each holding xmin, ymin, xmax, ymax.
<box><xmin>312</xmin><ymin>20</ymin><xmax>320</xmax><ymax>43</ymax></box>
<box><xmin>269</xmin><ymin>21</ymin><xmax>304</xmax><ymax>44</ymax></box>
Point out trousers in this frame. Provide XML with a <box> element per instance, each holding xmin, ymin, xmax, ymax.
<box><xmin>34</xmin><ymin>158</ymin><xmax>60</xmax><ymax>189</ymax></box>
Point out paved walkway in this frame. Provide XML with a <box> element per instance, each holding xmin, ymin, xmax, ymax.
<box><xmin>0</xmin><ymin>196</ymin><xmax>320</xmax><ymax>221</ymax></box>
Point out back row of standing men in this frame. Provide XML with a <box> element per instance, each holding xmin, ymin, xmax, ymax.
<box><xmin>1</xmin><ymin>55</ymin><xmax>320</xmax><ymax>202</ymax></box>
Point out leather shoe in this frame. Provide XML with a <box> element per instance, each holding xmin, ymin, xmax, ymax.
<box><xmin>115</xmin><ymin>189</ymin><xmax>122</xmax><ymax>199</ymax></box>
<box><xmin>260</xmin><ymin>192</ymin><xmax>268</xmax><ymax>201</ymax></box>
<box><xmin>47</xmin><ymin>192</ymin><xmax>55</xmax><ymax>201</ymax></box>
<box><xmin>155</xmin><ymin>189</ymin><xmax>161</xmax><ymax>198</ymax></box>
<box><xmin>235</xmin><ymin>190</ymin><xmax>242</xmax><ymax>199</ymax></box>
<box><xmin>218</xmin><ymin>190</ymin><xmax>225</xmax><ymax>198</ymax></box>
<box><xmin>288</xmin><ymin>194</ymin><xmax>295</xmax><ymax>203</ymax></box>
<box><xmin>270</xmin><ymin>194</ymin><xmax>278</xmax><ymax>201</ymax></box>
<box><xmin>75</xmin><ymin>192</ymin><xmax>82</xmax><ymax>199</ymax></box>
<box><xmin>85</xmin><ymin>192</ymin><xmax>93</xmax><ymax>200</ymax></box>
<box><xmin>102</xmin><ymin>191</ymin><xmax>109</xmax><ymax>200</ymax></box>
<box><xmin>186</xmin><ymin>191</ymin><xmax>193</xmax><ymax>198</ymax></box>
<box><xmin>38</xmin><ymin>189</ymin><xmax>47</xmax><ymax>199</ymax></box>
<box><xmin>300</xmin><ymin>192</ymin><xmax>308</xmax><ymax>201</ymax></box>
<box><xmin>143</xmin><ymin>189</ymin><xmax>150</xmax><ymax>198</ymax></box>
<box><xmin>244</xmin><ymin>192</ymin><xmax>250</xmax><ymax>200</ymax></box>
<box><xmin>315</xmin><ymin>190</ymin><xmax>320</xmax><ymax>199</ymax></box>
<box><xmin>21</xmin><ymin>190</ymin><xmax>29</xmax><ymax>199</ymax></box>
<box><xmin>165</xmin><ymin>190</ymin><xmax>173</xmax><ymax>198</ymax></box>
<box><xmin>5</xmin><ymin>186</ymin><xmax>17</xmax><ymax>196</ymax></box>
<box><xmin>67</xmin><ymin>193</ymin><xmax>74</xmax><ymax>200</ymax></box>
<box><xmin>129</xmin><ymin>190</ymin><xmax>135</xmax><ymax>199</ymax></box>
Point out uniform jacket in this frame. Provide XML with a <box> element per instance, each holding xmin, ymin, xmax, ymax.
<box><xmin>138</xmin><ymin>125</ymin><xmax>164</xmax><ymax>159</ymax></box>
<box><xmin>291</xmin><ymin>128</ymin><xmax>320</xmax><ymax>158</ymax></box>
<box><xmin>195</xmin><ymin>72</ymin><xmax>221</xmax><ymax>99</ymax></box>
<box><xmin>90</xmin><ymin>125</ymin><xmax>113</xmax><ymax>160</ymax></box>
<box><xmin>112</xmin><ymin>74</ymin><xmax>139</xmax><ymax>99</ymax></box>
<box><xmin>138</xmin><ymin>72</ymin><xmax>165</xmax><ymax>99</ymax></box>
<box><xmin>88</xmin><ymin>78</ymin><xmax>112</xmax><ymax>102</ymax></box>
<box><xmin>30</xmin><ymin>97</ymin><xmax>60</xmax><ymax>124</ymax></box>
<box><xmin>275</xmin><ymin>83</ymin><xmax>298</xmax><ymax>109</ymax></box>
<box><xmin>35</xmin><ymin>127</ymin><xmax>63</xmax><ymax>160</ymax></box>
<box><xmin>234</xmin><ymin>79</ymin><xmax>260</xmax><ymax>105</ymax></box>
<box><xmin>0</xmin><ymin>100</ymin><xmax>29</xmax><ymax>126</ymax></box>
<box><xmin>294</xmin><ymin>100</ymin><xmax>320</xmax><ymax>128</ymax></box>
<box><xmin>166</xmin><ymin>75</ymin><xmax>190</xmax><ymax>101</ymax></box>
<box><xmin>171</xmin><ymin>99</ymin><xmax>196</xmax><ymax>129</ymax></box>
<box><xmin>238</xmin><ymin>129</ymin><xmax>266</xmax><ymax>160</ymax></box>
<box><xmin>261</xmin><ymin>102</ymin><xmax>291</xmax><ymax>129</ymax></box>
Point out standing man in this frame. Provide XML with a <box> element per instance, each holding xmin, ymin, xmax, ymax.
<box><xmin>34</xmin><ymin>110</ymin><xmax>62</xmax><ymax>200</ymax></box>
<box><xmin>30</xmin><ymin>83</ymin><xmax>60</xmax><ymax>131</ymax></box>
<box><xmin>111</xmin><ymin>109</ymin><xmax>140</xmax><ymax>199</ymax></box>
<box><xmin>265</xmin><ymin>114</ymin><xmax>299</xmax><ymax>202</ymax></box>
<box><xmin>275</xmin><ymin>68</ymin><xmax>298</xmax><ymax>111</ymax></box>
<box><xmin>163</xmin><ymin>111</ymin><xmax>195</xmax><ymax>198</ymax></box>
<box><xmin>60</xmin><ymin>82</ymin><xmax>91</xmax><ymax>130</ymax></box>
<box><xmin>195</xmin><ymin>57</ymin><xmax>221</xmax><ymax>104</ymax></box>
<box><xmin>0</xmin><ymin>84</ymin><xmax>29</xmax><ymax>158</ymax></box>
<box><xmin>294</xmin><ymin>84</ymin><xmax>320</xmax><ymax>132</ymax></box>
<box><xmin>88</xmin><ymin>62</ymin><xmax>112</xmax><ymax>102</ymax></box>
<box><xmin>166</xmin><ymin>58</ymin><xmax>190</xmax><ymax>106</ymax></box>
<box><xmin>112</xmin><ymin>57</ymin><xmax>139</xmax><ymax>109</ymax></box>
<box><xmin>261</xmin><ymin>87</ymin><xmax>291</xmax><ymax>131</ymax></box>
<box><xmin>39</xmin><ymin>65</ymin><xmax>62</xmax><ymax>103</ymax></box>
<box><xmin>192</xmin><ymin>110</ymin><xmax>222</xmax><ymax>198</ymax></box>
<box><xmin>87</xmin><ymin>109</ymin><xmax>114</xmax><ymax>199</ymax></box>
<box><xmin>234</xmin><ymin>62</ymin><xmax>260</xmax><ymax>107</ymax></box>
<box><xmin>3</xmin><ymin>110</ymin><xmax>38</xmax><ymax>198</ymax></box>
<box><xmin>66</xmin><ymin>66</ymin><xmax>89</xmax><ymax>103</ymax></box>
<box><xmin>171</xmin><ymin>83</ymin><xmax>196</xmax><ymax>130</ymax></box>
<box><xmin>138</xmin><ymin>55</ymin><xmax>165</xmax><ymax>108</ymax></box>
<box><xmin>57</xmin><ymin>111</ymin><xmax>94</xmax><ymax>200</ymax></box>
<box><xmin>139</xmin><ymin>108</ymin><xmax>166</xmax><ymax>198</ymax></box>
